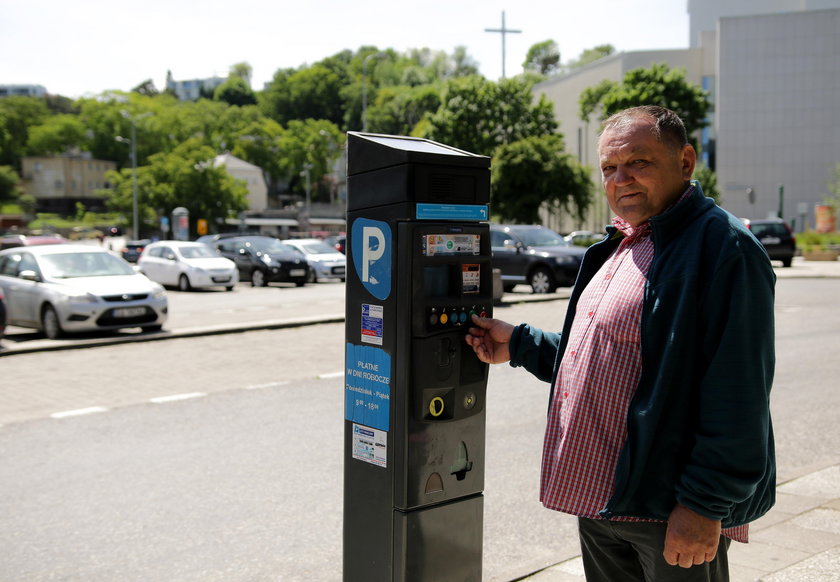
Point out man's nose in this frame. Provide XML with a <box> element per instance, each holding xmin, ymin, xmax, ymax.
<box><xmin>613</xmin><ymin>165</ymin><xmax>633</xmax><ymax>185</ymax></box>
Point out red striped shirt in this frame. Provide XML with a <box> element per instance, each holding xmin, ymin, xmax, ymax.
<box><xmin>540</xmin><ymin>199</ymin><xmax>748</xmax><ymax>543</ymax></box>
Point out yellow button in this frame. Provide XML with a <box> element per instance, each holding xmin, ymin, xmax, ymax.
<box><xmin>429</xmin><ymin>396</ymin><xmax>445</xmax><ymax>417</ymax></box>
<box><xmin>440</xmin><ymin>313</ymin><xmax>449</xmax><ymax>324</ymax></box>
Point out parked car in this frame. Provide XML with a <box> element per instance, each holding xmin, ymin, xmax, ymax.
<box><xmin>281</xmin><ymin>238</ymin><xmax>347</xmax><ymax>283</ymax></box>
<box><xmin>120</xmin><ymin>239</ymin><xmax>151</xmax><ymax>263</ymax></box>
<box><xmin>0</xmin><ymin>244</ymin><xmax>168</xmax><ymax>339</ymax></box>
<box><xmin>137</xmin><ymin>241</ymin><xmax>238</xmax><ymax>291</ymax></box>
<box><xmin>741</xmin><ymin>218</ymin><xmax>796</xmax><ymax>267</ymax></box>
<box><xmin>490</xmin><ymin>224</ymin><xmax>587</xmax><ymax>294</ymax></box>
<box><xmin>563</xmin><ymin>230</ymin><xmax>602</xmax><ymax>247</ymax></box>
<box><xmin>0</xmin><ymin>234</ymin><xmax>67</xmax><ymax>250</ymax></box>
<box><xmin>212</xmin><ymin>236</ymin><xmax>309</xmax><ymax>287</ymax></box>
<box><xmin>324</xmin><ymin>234</ymin><xmax>346</xmax><ymax>254</ymax></box>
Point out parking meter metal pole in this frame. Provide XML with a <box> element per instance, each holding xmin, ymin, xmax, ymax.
<box><xmin>344</xmin><ymin>133</ymin><xmax>491</xmax><ymax>582</ymax></box>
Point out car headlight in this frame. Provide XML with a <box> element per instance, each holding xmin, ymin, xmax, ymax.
<box><xmin>152</xmin><ymin>285</ymin><xmax>167</xmax><ymax>298</ymax></box>
<box><xmin>64</xmin><ymin>292</ymin><xmax>99</xmax><ymax>304</ymax></box>
<box><xmin>261</xmin><ymin>255</ymin><xmax>273</xmax><ymax>265</ymax></box>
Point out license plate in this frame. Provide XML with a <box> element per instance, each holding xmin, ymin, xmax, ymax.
<box><xmin>760</xmin><ymin>237</ymin><xmax>781</xmax><ymax>245</ymax></box>
<box><xmin>333</xmin><ymin>267</ymin><xmax>346</xmax><ymax>275</ymax></box>
<box><xmin>290</xmin><ymin>269</ymin><xmax>306</xmax><ymax>277</ymax></box>
<box><xmin>113</xmin><ymin>307</ymin><xmax>147</xmax><ymax>318</ymax></box>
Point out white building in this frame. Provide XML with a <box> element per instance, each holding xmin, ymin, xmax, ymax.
<box><xmin>534</xmin><ymin>1</ymin><xmax>840</xmax><ymax>233</ymax></box>
<box><xmin>213</xmin><ymin>153</ymin><xmax>268</xmax><ymax>211</ymax></box>
<box><xmin>165</xmin><ymin>71</ymin><xmax>226</xmax><ymax>101</ymax></box>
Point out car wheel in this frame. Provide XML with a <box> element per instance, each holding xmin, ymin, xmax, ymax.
<box><xmin>782</xmin><ymin>257</ymin><xmax>793</xmax><ymax>268</ymax></box>
<box><xmin>251</xmin><ymin>269</ymin><xmax>267</xmax><ymax>287</ymax></box>
<box><xmin>41</xmin><ymin>305</ymin><xmax>63</xmax><ymax>340</ymax></box>
<box><xmin>503</xmin><ymin>283</ymin><xmax>516</xmax><ymax>293</ymax></box>
<box><xmin>178</xmin><ymin>274</ymin><xmax>192</xmax><ymax>292</ymax></box>
<box><xmin>307</xmin><ymin>269</ymin><xmax>317</xmax><ymax>284</ymax></box>
<box><xmin>143</xmin><ymin>324</ymin><xmax>164</xmax><ymax>333</ymax></box>
<box><xmin>225</xmin><ymin>285</ymin><xmax>235</xmax><ymax>291</ymax></box>
<box><xmin>295</xmin><ymin>280</ymin><xmax>306</xmax><ymax>287</ymax></box>
<box><xmin>529</xmin><ymin>266</ymin><xmax>557</xmax><ymax>294</ymax></box>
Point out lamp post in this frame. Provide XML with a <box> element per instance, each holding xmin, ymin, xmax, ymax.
<box><xmin>116</xmin><ymin>110</ymin><xmax>152</xmax><ymax>239</ymax></box>
<box><xmin>300</xmin><ymin>162</ymin><xmax>313</xmax><ymax>235</ymax></box>
<box><xmin>362</xmin><ymin>52</ymin><xmax>386</xmax><ymax>132</ymax></box>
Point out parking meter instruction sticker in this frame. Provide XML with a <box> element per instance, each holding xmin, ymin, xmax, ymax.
<box><xmin>351</xmin><ymin>423</ymin><xmax>387</xmax><ymax>468</ymax></box>
<box><xmin>345</xmin><ymin>343</ymin><xmax>391</xmax><ymax>431</ymax></box>
<box><xmin>351</xmin><ymin>218</ymin><xmax>391</xmax><ymax>300</ymax></box>
<box><xmin>361</xmin><ymin>303</ymin><xmax>383</xmax><ymax>345</ymax></box>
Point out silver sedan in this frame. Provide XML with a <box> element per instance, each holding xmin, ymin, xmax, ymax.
<box><xmin>0</xmin><ymin>244</ymin><xmax>168</xmax><ymax>339</ymax></box>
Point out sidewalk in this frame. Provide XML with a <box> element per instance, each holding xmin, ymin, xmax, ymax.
<box><xmin>514</xmin><ymin>463</ymin><xmax>840</xmax><ymax>582</ymax></box>
<box><xmin>514</xmin><ymin>255</ymin><xmax>840</xmax><ymax>582</ymax></box>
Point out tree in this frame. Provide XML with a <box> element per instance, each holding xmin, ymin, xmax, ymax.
<box><xmin>491</xmin><ymin>134</ymin><xmax>594</xmax><ymax>224</ymax></box>
<box><xmin>692</xmin><ymin>162</ymin><xmax>720</xmax><ymax>204</ymax></box>
<box><xmin>0</xmin><ymin>96</ymin><xmax>50</xmax><ymax>168</ymax></box>
<box><xmin>103</xmin><ymin>138</ymin><xmax>248</xmax><ymax>237</ymax></box>
<box><xmin>568</xmin><ymin>44</ymin><xmax>615</xmax><ymax>69</ymax></box>
<box><xmin>523</xmin><ymin>40</ymin><xmax>561</xmax><ymax>76</ymax></box>
<box><xmin>277</xmin><ymin>119</ymin><xmax>345</xmax><ymax>202</ymax></box>
<box><xmin>26</xmin><ymin>114</ymin><xmax>88</xmax><ymax>155</ymax></box>
<box><xmin>260</xmin><ymin>64</ymin><xmax>344</xmax><ymax>126</ymax></box>
<box><xmin>214</xmin><ymin>76</ymin><xmax>257</xmax><ymax>107</ymax></box>
<box><xmin>421</xmin><ymin>76</ymin><xmax>557</xmax><ymax>156</ymax></box>
<box><xmin>132</xmin><ymin>79</ymin><xmax>159</xmax><ymax>96</ymax></box>
<box><xmin>579</xmin><ymin>63</ymin><xmax>710</xmax><ymax>143</ymax></box>
<box><xmin>0</xmin><ymin>165</ymin><xmax>23</xmax><ymax>203</ymax></box>
<box><xmin>229</xmin><ymin>62</ymin><xmax>253</xmax><ymax>86</ymax></box>
<box><xmin>364</xmin><ymin>85</ymin><xmax>441</xmax><ymax>136</ymax></box>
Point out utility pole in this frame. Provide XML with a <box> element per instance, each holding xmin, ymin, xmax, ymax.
<box><xmin>485</xmin><ymin>10</ymin><xmax>522</xmax><ymax>79</ymax></box>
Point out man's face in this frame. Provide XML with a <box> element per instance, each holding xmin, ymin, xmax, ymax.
<box><xmin>598</xmin><ymin>117</ymin><xmax>696</xmax><ymax>226</ymax></box>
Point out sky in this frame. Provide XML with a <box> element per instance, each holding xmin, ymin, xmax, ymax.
<box><xmin>1</xmin><ymin>0</ymin><xmax>689</xmax><ymax>99</ymax></box>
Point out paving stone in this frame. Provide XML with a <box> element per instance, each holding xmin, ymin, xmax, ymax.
<box><xmin>762</xmin><ymin>547</ymin><xmax>840</xmax><ymax>582</ymax></box>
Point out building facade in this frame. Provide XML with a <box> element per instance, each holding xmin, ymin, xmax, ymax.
<box><xmin>21</xmin><ymin>155</ymin><xmax>117</xmax><ymax>214</ymax></box>
<box><xmin>534</xmin><ymin>2</ymin><xmax>840</xmax><ymax>233</ymax></box>
<box><xmin>165</xmin><ymin>71</ymin><xmax>226</xmax><ymax>101</ymax></box>
<box><xmin>0</xmin><ymin>84</ymin><xmax>47</xmax><ymax>98</ymax></box>
<box><xmin>213</xmin><ymin>153</ymin><xmax>268</xmax><ymax>211</ymax></box>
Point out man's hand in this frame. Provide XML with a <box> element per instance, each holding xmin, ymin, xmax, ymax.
<box><xmin>664</xmin><ymin>503</ymin><xmax>722</xmax><ymax>568</ymax></box>
<box><xmin>464</xmin><ymin>314</ymin><xmax>514</xmax><ymax>364</ymax></box>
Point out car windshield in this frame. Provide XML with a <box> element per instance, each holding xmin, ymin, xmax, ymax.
<box><xmin>41</xmin><ymin>252</ymin><xmax>136</xmax><ymax>278</ymax></box>
<box><xmin>294</xmin><ymin>241</ymin><xmax>336</xmax><ymax>254</ymax></box>
<box><xmin>512</xmin><ymin>228</ymin><xmax>569</xmax><ymax>247</ymax></box>
<box><xmin>179</xmin><ymin>245</ymin><xmax>216</xmax><ymax>259</ymax></box>
<box><xmin>249</xmin><ymin>238</ymin><xmax>292</xmax><ymax>254</ymax></box>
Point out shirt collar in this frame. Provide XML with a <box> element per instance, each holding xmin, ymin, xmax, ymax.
<box><xmin>612</xmin><ymin>183</ymin><xmax>695</xmax><ymax>240</ymax></box>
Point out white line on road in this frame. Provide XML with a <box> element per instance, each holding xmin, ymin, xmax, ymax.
<box><xmin>244</xmin><ymin>381</ymin><xmax>290</xmax><ymax>390</ymax></box>
<box><xmin>318</xmin><ymin>371</ymin><xmax>344</xmax><ymax>379</ymax></box>
<box><xmin>51</xmin><ymin>407</ymin><xmax>108</xmax><ymax>419</ymax></box>
<box><xmin>150</xmin><ymin>392</ymin><xmax>207</xmax><ymax>404</ymax></box>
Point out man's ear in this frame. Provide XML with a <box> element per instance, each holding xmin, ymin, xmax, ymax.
<box><xmin>681</xmin><ymin>144</ymin><xmax>697</xmax><ymax>180</ymax></box>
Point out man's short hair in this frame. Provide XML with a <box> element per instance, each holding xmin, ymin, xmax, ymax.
<box><xmin>600</xmin><ymin>106</ymin><xmax>688</xmax><ymax>152</ymax></box>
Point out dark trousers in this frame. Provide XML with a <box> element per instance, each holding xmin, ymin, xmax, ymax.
<box><xmin>578</xmin><ymin>518</ymin><xmax>731</xmax><ymax>582</ymax></box>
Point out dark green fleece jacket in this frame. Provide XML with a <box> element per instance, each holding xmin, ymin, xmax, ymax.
<box><xmin>509</xmin><ymin>183</ymin><xmax>776</xmax><ymax>527</ymax></box>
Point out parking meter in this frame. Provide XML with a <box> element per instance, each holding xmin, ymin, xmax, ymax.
<box><xmin>344</xmin><ymin>132</ymin><xmax>492</xmax><ymax>582</ymax></box>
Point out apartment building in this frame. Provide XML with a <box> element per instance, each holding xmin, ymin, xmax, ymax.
<box><xmin>21</xmin><ymin>155</ymin><xmax>116</xmax><ymax>214</ymax></box>
<box><xmin>534</xmin><ymin>1</ymin><xmax>840</xmax><ymax>233</ymax></box>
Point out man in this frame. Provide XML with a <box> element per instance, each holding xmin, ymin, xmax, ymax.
<box><xmin>466</xmin><ymin>106</ymin><xmax>775</xmax><ymax>581</ymax></box>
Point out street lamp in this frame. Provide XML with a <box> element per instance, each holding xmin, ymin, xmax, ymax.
<box><xmin>116</xmin><ymin>110</ymin><xmax>152</xmax><ymax>239</ymax></box>
<box><xmin>362</xmin><ymin>52</ymin><xmax>386</xmax><ymax>132</ymax></box>
<box><xmin>300</xmin><ymin>162</ymin><xmax>313</xmax><ymax>235</ymax></box>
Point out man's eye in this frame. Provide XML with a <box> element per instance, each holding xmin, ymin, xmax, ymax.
<box><xmin>633</xmin><ymin>159</ymin><xmax>650</xmax><ymax>167</ymax></box>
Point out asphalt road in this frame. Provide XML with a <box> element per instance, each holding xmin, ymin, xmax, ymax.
<box><xmin>0</xmin><ymin>277</ymin><xmax>838</xmax><ymax>581</ymax></box>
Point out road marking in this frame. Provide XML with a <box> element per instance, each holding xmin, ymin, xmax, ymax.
<box><xmin>51</xmin><ymin>407</ymin><xmax>108</xmax><ymax>419</ymax></box>
<box><xmin>318</xmin><ymin>371</ymin><xmax>344</xmax><ymax>379</ymax></box>
<box><xmin>150</xmin><ymin>392</ymin><xmax>206</xmax><ymax>404</ymax></box>
<box><xmin>244</xmin><ymin>381</ymin><xmax>289</xmax><ymax>390</ymax></box>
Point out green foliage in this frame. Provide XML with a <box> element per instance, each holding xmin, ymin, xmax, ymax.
<box><xmin>491</xmin><ymin>134</ymin><xmax>594</xmax><ymax>224</ymax></box>
<box><xmin>693</xmin><ymin>162</ymin><xmax>720</xmax><ymax>204</ymax></box>
<box><xmin>276</xmin><ymin>119</ymin><xmax>345</xmax><ymax>201</ymax></box>
<box><xmin>214</xmin><ymin>77</ymin><xmax>257</xmax><ymax>107</ymax></box>
<box><xmin>0</xmin><ymin>96</ymin><xmax>51</xmax><ymax>168</ymax></box>
<box><xmin>261</xmin><ymin>64</ymin><xmax>345</xmax><ymax>126</ymax></box>
<box><xmin>523</xmin><ymin>40</ymin><xmax>561</xmax><ymax>76</ymax></box>
<box><xmin>26</xmin><ymin>114</ymin><xmax>88</xmax><ymax>155</ymax></box>
<box><xmin>364</xmin><ymin>85</ymin><xmax>442</xmax><ymax>135</ymax></box>
<box><xmin>579</xmin><ymin>63</ymin><xmax>710</xmax><ymax>142</ymax></box>
<box><xmin>421</xmin><ymin>76</ymin><xmax>558</xmax><ymax>156</ymax></box>
<box><xmin>0</xmin><ymin>165</ymin><xmax>23</xmax><ymax>202</ymax></box>
<box><xmin>568</xmin><ymin>45</ymin><xmax>615</xmax><ymax>69</ymax></box>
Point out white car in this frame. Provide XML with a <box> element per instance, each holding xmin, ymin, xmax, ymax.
<box><xmin>137</xmin><ymin>241</ymin><xmax>238</xmax><ymax>291</ymax></box>
<box><xmin>281</xmin><ymin>238</ymin><xmax>347</xmax><ymax>283</ymax></box>
<box><xmin>0</xmin><ymin>244</ymin><xmax>168</xmax><ymax>339</ymax></box>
